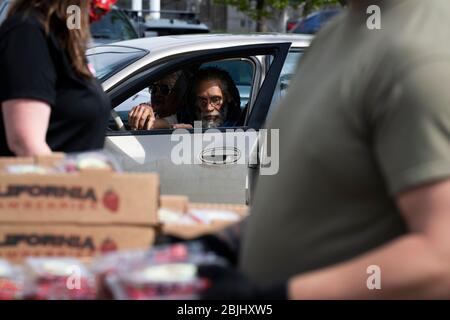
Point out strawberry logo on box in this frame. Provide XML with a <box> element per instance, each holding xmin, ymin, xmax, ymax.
<box><xmin>102</xmin><ymin>190</ymin><xmax>120</xmax><ymax>213</ymax></box>
<box><xmin>100</xmin><ymin>238</ymin><xmax>118</xmax><ymax>254</ymax></box>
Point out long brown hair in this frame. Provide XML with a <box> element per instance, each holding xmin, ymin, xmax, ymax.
<box><xmin>186</xmin><ymin>67</ymin><xmax>241</xmax><ymax>124</ymax></box>
<box><xmin>8</xmin><ymin>0</ymin><xmax>92</xmax><ymax>78</ymax></box>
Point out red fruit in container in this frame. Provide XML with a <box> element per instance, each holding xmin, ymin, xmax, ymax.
<box><xmin>91</xmin><ymin>250</ymin><xmax>149</xmax><ymax>300</ymax></box>
<box><xmin>23</xmin><ymin>258</ymin><xmax>96</xmax><ymax>300</ymax></box>
<box><xmin>0</xmin><ymin>279</ymin><xmax>21</xmax><ymax>300</ymax></box>
<box><xmin>153</xmin><ymin>244</ymin><xmax>188</xmax><ymax>264</ymax></box>
<box><xmin>97</xmin><ymin>244</ymin><xmax>227</xmax><ymax>300</ymax></box>
<box><xmin>0</xmin><ymin>260</ymin><xmax>24</xmax><ymax>300</ymax></box>
<box><xmin>109</xmin><ymin>262</ymin><xmax>206</xmax><ymax>300</ymax></box>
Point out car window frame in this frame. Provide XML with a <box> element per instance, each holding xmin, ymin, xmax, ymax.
<box><xmin>112</xmin><ymin>56</ymin><xmax>260</xmax><ymax>127</ymax></box>
<box><xmin>105</xmin><ymin>42</ymin><xmax>291</xmax><ymax>135</ymax></box>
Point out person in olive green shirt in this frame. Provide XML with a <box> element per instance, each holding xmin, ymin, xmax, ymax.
<box><xmin>194</xmin><ymin>0</ymin><xmax>450</xmax><ymax>299</ymax></box>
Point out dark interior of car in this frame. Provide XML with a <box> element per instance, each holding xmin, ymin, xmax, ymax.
<box><xmin>108</xmin><ymin>58</ymin><xmax>254</xmax><ymax>132</ymax></box>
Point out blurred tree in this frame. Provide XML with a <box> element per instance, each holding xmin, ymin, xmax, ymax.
<box><xmin>215</xmin><ymin>0</ymin><xmax>346</xmax><ymax>32</ymax></box>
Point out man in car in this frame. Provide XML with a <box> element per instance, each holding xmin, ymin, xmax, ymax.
<box><xmin>130</xmin><ymin>67</ymin><xmax>241</xmax><ymax>130</ymax></box>
<box><xmin>128</xmin><ymin>71</ymin><xmax>188</xmax><ymax>130</ymax></box>
<box><xmin>184</xmin><ymin>67</ymin><xmax>241</xmax><ymax>128</ymax></box>
<box><xmin>179</xmin><ymin>0</ymin><xmax>450</xmax><ymax>299</ymax></box>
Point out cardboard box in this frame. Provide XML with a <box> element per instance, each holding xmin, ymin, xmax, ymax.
<box><xmin>0</xmin><ymin>223</ymin><xmax>155</xmax><ymax>263</ymax></box>
<box><xmin>189</xmin><ymin>202</ymin><xmax>249</xmax><ymax>216</ymax></box>
<box><xmin>160</xmin><ymin>195</ymin><xmax>189</xmax><ymax>213</ymax></box>
<box><xmin>0</xmin><ymin>153</ymin><xmax>65</xmax><ymax>170</ymax></box>
<box><xmin>0</xmin><ymin>155</ymin><xmax>160</xmax><ymax>225</ymax></box>
<box><xmin>159</xmin><ymin>199</ymin><xmax>248</xmax><ymax>239</ymax></box>
<box><xmin>0</xmin><ymin>154</ymin><xmax>159</xmax><ymax>262</ymax></box>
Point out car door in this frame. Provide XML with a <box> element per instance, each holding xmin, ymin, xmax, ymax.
<box><xmin>248</xmin><ymin>49</ymin><xmax>305</xmax><ymax>204</ymax></box>
<box><xmin>103</xmin><ymin>43</ymin><xmax>290</xmax><ymax>204</ymax></box>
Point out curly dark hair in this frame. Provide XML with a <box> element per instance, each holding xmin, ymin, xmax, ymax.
<box><xmin>185</xmin><ymin>67</ymin><xmax>241</xmax><ymax>125</ymax></box>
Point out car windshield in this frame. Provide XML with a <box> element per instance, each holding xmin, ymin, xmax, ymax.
<box><xmin>86</xmin><ymin>46</ymin><xmax>148</xmax><ymax>82</ymax></box>
<box><xmin>90</xmin><ymin>10</ymin><xmax>137</xmax><ymax>41</ymax></box>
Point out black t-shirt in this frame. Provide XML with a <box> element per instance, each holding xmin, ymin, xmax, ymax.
<box><xmin>0</xmin><ymin>13</ymin><xmax>110</xmax><ymax>156</ymax></box>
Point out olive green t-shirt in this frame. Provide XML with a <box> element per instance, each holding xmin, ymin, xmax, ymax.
<box><xmin>240</xmin><ymin>0</ymin><xmax>450</xmax><ymax>285</ymax></box>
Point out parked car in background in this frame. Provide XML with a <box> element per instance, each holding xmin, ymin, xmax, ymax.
<box><xmin>291</xmin><ymin>8</ymin><xmax>342</xmax><ymax>34</ymax></box>
<box><xmin>142</xmin><ymin>18</ymin><xmax>209</xmax><ymax>37</ymax></box>
<box><xmin>0</xmin><ymin>0</ymin><xmax>9</xmax><ymax>26</ymax></box>
<box><xmin>123</xmin><ymin>10</ymin><xmax>210</xmax><ymax>38</ymax></box>
<box><xmin>0</xmin><ymin>1</ymin><xmax>138</xmax><ymax>44</ymax></box>
<box><xmin>87</xmin><ymin>34</ymin><xmax>312</xmax><ymax>204</ymax></box>
<box><xmin>90</xmin><ymin>6</ymin><xmax>139</xmax><ymax>45</ymax></box>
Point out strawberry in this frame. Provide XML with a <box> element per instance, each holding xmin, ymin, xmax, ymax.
<box><xmin>100</xmin><ymin>238</ymin><xmax>118</xmax><ymax>254</ymax></box>
<box><xmin>102</xmin><ymin>190</ymin><xmax>119</xmax><ymax>213</ymax></box>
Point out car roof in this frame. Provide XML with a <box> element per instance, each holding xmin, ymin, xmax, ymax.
<box><xmin>101</xmin><ymin>33</ymin><xmax>313</xmax><ymax>54</ymax></box>
<box><xmin>90</xmin><ymin>33</ymin><xmax>313</xmax><ymax>91</ymax></box>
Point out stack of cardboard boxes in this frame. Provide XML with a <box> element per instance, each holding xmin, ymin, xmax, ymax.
<box><xmin>0</xmin><ymin>155</ymin><xmax>248</xmax><ymax>262</ymax></box>
<box><xmin>0</xmin><ymin>155</ymin><xmax>158</xmax><ymax>262</ymax></box>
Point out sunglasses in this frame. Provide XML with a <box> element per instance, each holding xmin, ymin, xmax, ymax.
<box><xmin>150</xmin><ymin>84</ymin><xmax>174</xmax><ymax>96</ymax></box>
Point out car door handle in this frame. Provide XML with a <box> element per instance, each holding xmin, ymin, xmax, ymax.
<box><xmin>200</xmin><ymin>147</ymin><xmax>241</xmax><ymax>165</ymax></box>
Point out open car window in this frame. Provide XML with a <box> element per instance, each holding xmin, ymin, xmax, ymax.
<box><xmin>106</xmin><ymin>42</ymin><xmax>291</xmax><ymax>133</ymax></box>
<box><xmin>202</xmin><ymin>59</ymin><xmax>255</xmax><ymax>110</ymax></box>
<box><xmin>112</xmin><ymin>57</ymin><xmax>257</xmax><ymax>131</ymax></box>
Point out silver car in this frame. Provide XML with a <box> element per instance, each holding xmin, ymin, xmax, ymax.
<box><xmin>87</xmin><ymin>34</ymin><xmax>312</xmax><ymax>204</ymax></box>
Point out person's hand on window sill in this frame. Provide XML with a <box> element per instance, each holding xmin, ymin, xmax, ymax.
<box><xmin>128</xmin><ymin>103</ymin><xmax>155</xmax><ymax>130</ymax></box>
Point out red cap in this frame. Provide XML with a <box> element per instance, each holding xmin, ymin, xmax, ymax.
<box><xmin>92</xmin><ymin>0</ymin><xmax>117</xmax><ymax>11</ymax></box>
<box><xmin>90</xmin><ymin>0</ymin><xmax>117</xmax><ymax>23</ymax></box>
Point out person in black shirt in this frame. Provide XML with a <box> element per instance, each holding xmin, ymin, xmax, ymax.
<box><xmin>0</xmin><ymin>0</ymin><xmax>113</xmax><ymax>156</ymax></box>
